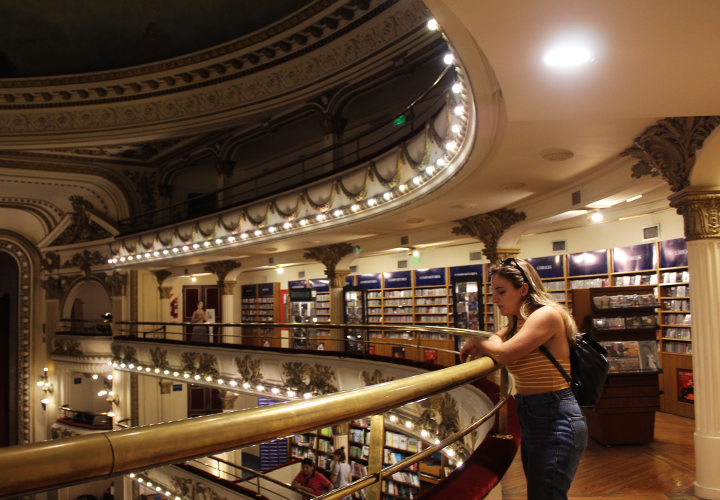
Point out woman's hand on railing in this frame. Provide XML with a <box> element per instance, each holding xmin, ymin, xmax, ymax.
<box><xmin>460</xmin><ymin>337</ymin><xmax>485</xmax><ymax>363</ymax></box>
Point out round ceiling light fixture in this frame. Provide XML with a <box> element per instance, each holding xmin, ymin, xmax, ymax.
<box><xmin>542</xmin><ymin>148</ymin><xmax>575</xmax><ymax>161</ymax></box>
<box><xmin>543</xmin><ymin>46</ymin><xmax>593</xmax><ymax>67</ymax></box>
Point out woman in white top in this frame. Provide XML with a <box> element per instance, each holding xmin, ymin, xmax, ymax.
<box><xmin>330</xmin><ymin>447</ymin><xmax>352</xmax><ymax>500</ymax></box>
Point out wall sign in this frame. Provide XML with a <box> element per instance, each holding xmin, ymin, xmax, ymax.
<box><xmin>241</xmin><ymin>284</ymin><xmax>257</xmax><ymax>297</ymax></box>
<box><xmin>449</xmin><ymin>265</ymin><xmax>482</xmax><ymax>279</ymax></box>
<box><xmin>568</xmin><ymin>249</ymin><xmax>608</xmax><ymax>276</ymax></box>
<box><xmin>383</xmin><ymin>271</ymin><xmax>412</xmax><ymax>289</ymax></box>
<box><xmin>357</xmin><ymin>273</ymin><xmax>381</xmax><ymax>289</ymax></box>
<box><xmin>346</xmin><ymin>275</ymin><xmax>355</xmax><ymax>286</ymax></box>
<box><xmin>258</xmin><ymin>283</ymin><xmax>275</xmax><ymax>297</ymax></box>
<box><xmin>660</xmin><ymin>238</ymin><xmax>688</xmax><ymax>268</ymax></box>
<box><xmin>288</xmin><ymin>280</ymin><xmax>308</xmax><ymax>290</ymax></box>
<box><xmin>172</xmin><ymin>384</ymin><xmax>182</xmax><ymax>392</ymax></box>
<box><xmin>527</xmin><ymin>255</ymin><xmax>564</xmax><ymax>279</ymax></box>
<box><xmin>289</xmin><ymin>288</ymin><xmax>316</xmax><ymax>302</ymax></box>
<box><xmin>73</xmin><ymin>377</ymin><xmax>82</xmax><ymax>384</ymax></box>
<box><xmin>414</xmin><ymin>268</ymin><xmax>446</xmax><ymax>287</ymax></box>
<box><xmin>308</xmin><ymin>278</ymin><xmax>329</xmax><ymax>292</ymax></box>
<box><xmin>613</xmin><ymin>243</ymin><xmax>657</xmax><ymax>273</ymax></box>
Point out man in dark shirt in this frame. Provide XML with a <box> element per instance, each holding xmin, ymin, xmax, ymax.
<box><xmin>292</xmin><ymin>458</ymin><xmax>331</xmax><ymax>498</ymax></box>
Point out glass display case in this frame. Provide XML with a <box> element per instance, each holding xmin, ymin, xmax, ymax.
<box><xmin>344</xmin><ymin>286</ymin><xmax>368</xmax><ymax>353</ymax></box>
<box><xmin>288</xmin><ymin>287</ymin><xmax>317</xmax><ymax>349</ymax></box>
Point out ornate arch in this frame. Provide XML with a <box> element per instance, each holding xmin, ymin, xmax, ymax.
<box><xmin>0</xmin><ymin>232</ymin><xmax>39</xmax><ymax>445</ymax></box>
<box><xmin>60</xmin><ymin>273</ymin><xmax>112</xmax><ymax>320</ymax></box>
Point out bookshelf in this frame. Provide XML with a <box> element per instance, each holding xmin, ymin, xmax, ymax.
<box><xmin>572</xmin><ymin>286</ymin><xmax>662</xmax><ymax>445</ymax></box>
<box><xmin>241</xmin><ymin>283</ymin><xmax>282</xmax><ymax>347</ymax></box>
<box><xmin>383</xmin><ymin>430</ymin><xmax>421</xmax><ymax>499</ymax></box>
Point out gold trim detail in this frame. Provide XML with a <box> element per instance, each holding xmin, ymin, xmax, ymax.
<box><xmin>111</xmin><ymin>345</ymin><xmax>139</xmax><ymax>365</ymax></box>
<box><xmin>668</xmin><ymin>189</ymin><xmax>720</xmax><ymax>240</ymax></box>
<box><xmin>171</xmin><ymin>476</ymin><xmax>227</xmax><ymax>500</ymax></box>
<box><xmin>281</xmin><ymin>362</ymin><xmax>338</xmax><ymax>395</ymax></box>
<box><xmin>51</xmin><ymin>339</ymin><xmax>83</xmax><ymax>357</ymax></box>
<box><xmin>203</xmin><ymin>260</ymin><xmax>241</xmax><ymax>283</ymax></box>
<box><xmin>181</xmin><ymin>352</ymin><xmax>220</xmax><ymax>376</ymax></box>
<box><xmin>150</xmin><ymin>347</ymin><xmax>170</xmax><ymax>371</ymax></box>
<box><xmin>303</xmin><ymin>243</ymin><xmax>355</xmax><ymax>274</ymax></box>
<box><xmin>361</xmin><ymin>369</ymin><xmax>395</xmax><ymax>386</ymax></box>
<box><xmin>234</xmin><ymin>355</ymin><xmax>264</xmax><ymax>385</ymax></box>
<box><xmin>452</xmin><ymin>209</ymin><xmax>527</xmax><ymax>264</ymax></box>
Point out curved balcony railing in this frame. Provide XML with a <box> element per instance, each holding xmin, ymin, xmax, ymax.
<box><xmin>0</xmin><ymin>324</ymin><xmax>518</xmax><ymax>500</ymax></box>
<box><xmin>118</xmin><ymin>65</ymin><xmax>454</xmax><ymax>236</ymax></box>
<box><xmin>54</xmin><ymin>406</ymin><xmax>113</xmax><ymax>431</ymax></box>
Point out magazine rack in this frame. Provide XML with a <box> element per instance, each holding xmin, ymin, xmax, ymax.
<box><xmin>572</xmin><ymin>286</ymin><xmax>662</xmax><ymax>445</ymax></box>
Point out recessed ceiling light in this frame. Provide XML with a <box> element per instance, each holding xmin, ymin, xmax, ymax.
<box><xmin>543</xmin><ymin>47</ymin><xmax>593</xmax><ymax>67</ymax></box>
<box><xmin>591</xmin><ymin>212</ymin><xmax>603</xmax><ymax>223</ymax></box>
<box><xmin>627</xmin><ymin>195</ymin><xmax>642</xmax><ymax>202</ymax></box>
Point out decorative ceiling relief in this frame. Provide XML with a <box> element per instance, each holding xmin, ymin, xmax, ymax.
<box><xmin>452</xmin><ymin>208</ymin><xmax>527</xmax><ymax>264</ymax></box>
<box><xmin>361</xmin><ymin>369</ymin><xmax>394</xmax><ymax>386</ymax></box>
<box><xmin>111</xmin><ymin>345</ymin><xmax>139</xmax><ymax>366</ymax></box>
<box><xmin>47</xmin><ymin>140</ymin><xmax>183</xmax><ymax>161</ymax></box>
<box><xmin>418</xmin><ymin>393</ymin><xmax>460</xmax><ymax>441</ymax></box>
<box><xmin>150</xmin><ymin>348</ymin><xmax>171</xmax><ymax>371</ymax></box>
<box><xmin>50</xmin><ymin>196</ymin><xmax>113</xmax><ymax>246</ymax></box>
<box><xmin>62</xmin><ymin>249</ymin><xmax>107</xmax><ymax>275</ymax></box>
<box><xmin>171</xmin><ymin>477</ymin><xmax>227</xmax><ymax>500</ymax></box>
<box><xmin>51</xmin><ymin>338</ymin><xmax>83</xmax><ymax>357</ymax></box>
<box><xmin>181</xmin><ymin>352</ymin><xmax>220</xmax><ymax>377</ymax></box>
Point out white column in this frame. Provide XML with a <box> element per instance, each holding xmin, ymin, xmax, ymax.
<box><xmin>688</xmin><ymin>238</ymin><xmax>720</xmax><ymax>499</ymax></box>
<box><xmin>159</xmin><ymin>286</ymin><xmax>172</xmax><ymax>339</ymax></box>
<box><xmin>221</xmin><ymin>281</ymin><xmax>237</xmax><ymax>343</ymax></box>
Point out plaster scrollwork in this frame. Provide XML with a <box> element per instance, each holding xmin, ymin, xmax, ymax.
<box><xmin>41</xmin><ymin>251</ymin><xmax>61</xmax><ymax>274</ymax></box>
<box><xmin>171</xmin><ymin>477</ymin><xmax>227</xmax><ymax>500</ymax></box>
<box><xmin>451</xmin><ymin>209</ymin><xmax>527</xmax><ymax>264</ymax></box>
<box><xmin>304</xmin><ymin>242</ymin><xmax>356</xmax><ymax>274</ymax></box>
<box><xmin>281</xmin><ymin>361</ymin><xmax>338</xmax><ymax>395</ymax></box>
<box><xmin>111</xmin><ymin>345</ymin><xmax>139</xmax><ymax>365</ymax></box>
<box><xmin>361</xmin><ymin>369</ymin><xmax>395</xmax><ymax>386</ymax></box>
<box><xmin>0</xmin><ymin>238</ymin><xmax>33</xmax><ymax>444</ymax></box>
<box><xmin>41</xmin><ymin>274</ymin><xmax>80</xmax><ymax>301</ymax></box>
<box><xmin>106</xmin><ymin>271</ymin><xmax>127</xmax><ymax>297</ymax></box>
<box><xmin>51</xmin><ymin>338</ymin><xmax>83</xmax><ymax>357</ymax></box>
<box><xmin>50</xmin><ymin>196</ymin><xmax>112</xmax><ymax>246</ymax></box>
<box><xmin>621</xmin><ymin>116</ymin><xmax>720</xmax><ymax>192</ymax></box>
<box><xmin>181</xmin><ymin>352</ymin><xmax>220</xmax><ymax>376</ymax></box>
<box><xmin>151</xmin><ymin>270</ymin><xmax>172</xmax><ymax>287</ymax></box>
<box><xmin>62</xmin><ymin>249</ymin><xmax>107</xmax><ymax>275</ymax></box>
<box><xmin>203</xmin><ymin>260</ymin><xmax>241</xmax><ymax>283</ymax></box>
<box><xmin>150</xmin><ymin>347</ymin><xmax>171</xmax><ymax>371</ymax></box>
<box><xmin>234</xmin><ymin>355</ymin><xmax>264</xmax><ymax>385</ymax></box>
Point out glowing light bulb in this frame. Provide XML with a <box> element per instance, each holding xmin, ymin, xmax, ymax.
<box><xmin>243</xmin><ymin>382</ymin><xmax>250</xmax><ymax>389</ymax></box>
<box><xmin>203</xmin><ymin>241</ymin><xmax>211</xmax><ymax>247</ymax></box>
<box><xmin>300</xmin><ymin>219</ymin><xmax>308</xmax><ymax>226</ymax></box>
<box><xmin>543</xmin><ymin>47</ymin><xmax>593</xmax><ymax>67</ymax></box>
<box><xmin>283</xmin><ymin>222</ymin><xmax>292</xmax><ymax>229</ymax></box>
<box><xmin>405</xmin><ymin>421</ymin><xmax>412</xmax><ymax>428</ymax></box>
<box><xmin>254</xmin><ymin>230</ymin><xmax>262</xmax><ymax>236</ymax></box>
<box><xmin>304</xmin><ymin>393</ymin><xmax>312</xmax><ymax>399</ymax></box>
<box><xmin>154</xmin><ymin>368</ymin><xmax>160</xmax><ymax>373</ymax></box>
<box><xmin>390</xmin><ymin>415</ymin><xmax>396</xmax><ymax>422</ymax></box>
<box><xmin>271</xmin><ymin>387</ymin><xmax>280</xmax><ymax>394</ymax></box>
<box><xmin>162</xmin><ymin>250</ymin><xmax>169</xmax><ymax>255</ymax></box>
<box><xmin>228</xmin><ymin>236</ymin><xmax>236</xmax><ymax>242</ymax></box>
<box><xmin>192</xmin><ymin>244</ymin><xmax>200</xmax><ymax>249</ymax></box>
<box><xmin>120</xmin><ymin>257</ymin><xmax>126</xmax><ymax>262</ymax></box>
<box><xmin>444</xmin><ymin>53</ymin><xmax>454</xmax><ymax>65</ymax></box>
<box><xmin>256</xmin><ymin>385</ymin><xmax>264</xmax><ymax>391</ymax></box>
<box><xmin>351</xmin><ymin>204</ymin><xmax>360</xmax><ymax>212</ymax></box>
<box><xmin>41</xmin><ymin>398</ymin><xmax>50</xmax><ymax>404</ymax></box>
<box><xmin>426</xmin><ymin>165</ymin><xmax>435</xmax><ymax>175</ymax></box>
<box><xmin>383</xmin><ymin>192</ymin><xmax>392</xmax><ymax>200</ymax></box>
<box><xmin>108</xmin><ymin>411</ymin><xmax>115</xmax><ymax>417</ymax></box>
<box><xmin>413</xmin><ymin>176</ymin><xmax>422</xmax><ymax>186</ymax></box>
<box><xmin>421</xmin><ymin>429</ymin><xmax>428</xmax><ymax>437</ymax></box>
<box><xmin>591</xmin><ymin>212</ymin><xmax>603</xmax><ymax>223</ymax></box>
<box><xmin>447</xmin><ymin>449</ymin><xmax>454</xmax><ymax>457</ymax></box>
<box><xmin>127</xmin><ymin>256</ymin><xmax>133</xmax><ymax>261</ymax></box>
<box><xmin>454</xmin><ymin>106</ymin><xmax>464</xmax><ymax>116</ymax></box>
<box><xmin>173</xmin><ymin>248</ymin><xmax>179</xmax><ymax>253</ymax></box>
<box><xmin>452</xmin><ymin>82</ymin><xmax>462</xmax><ymax>93</ymax></box>
<box><xmin>229</xmin><ymin>380</ymin><xmax>237</xmax><ymax>387</ymax></box>
<box><xmin>135</xmin><ymin>254</ymin><xmax>142</xmax><ymax>259</ymax></box>
<box><xmin>183</xmin><ymin>373</ymin><xmax>190</xmax><ymax>378</ymax></box>
<box><xmin>446</xmin><ymin>141</ymin><xmax>457</xmax><ymax>151</ymax></box>
<box><xmin>206</xmin><ymin>376</ymin><xmax>213</xmax><ymax>382</ymax></box>
<box><xmin>241</xmin><ymin>233</ymin><xmax>248</xmax><ymax>239</ymax></box>
<box><xmin>269</xmin><ymin>226</ymin><xmax>276</xmax><ymax>233</ymax></box>
<box><xmin>316</xmin><ymin>214</ymin><xmax>325</xmax><ymax>222</ymax></box>
<box><xmin>368</xmin><ymin>199</ymin><xmax>375</xmax><ymax>207</ymax></box>
<box><xmin>194</xmin><ymin>375</ymin><xmax>201</xmax><ymax>380</ymax></box>
<box><xmin>216</xmin><ymin>238</ymin><xmax>223</xmax><ymax>244</ymax></box>
<box><xmin>399</xmin><ymin>184</ymin><xmax>406</xmax><ymax>192</ymax></box>
<box><xmin>427</xmin><ymin>19</ymin><xmax>437</xmax><ymax>30</ymax></box>
<box><xmin>153</xmin><ymin>252</ymin><xmax>160</xmax><ymax>256</ymax></box>
<box><xmin>452</xmin><ymin>124</ymin><xmax>461</xmax><ymax>133</ymax></box>
<box><xmin>92</xmin><ymin>374</ymin><xmax>99</xmax><ymax>380</ymax></box>
<box><xmin>145</xmin><ymin>253</ymin><xmax>151</xmax><ymax>258</ymax></box>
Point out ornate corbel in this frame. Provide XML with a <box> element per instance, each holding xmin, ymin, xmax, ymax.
<box><xmin>621</xmin><ymin>116</ymin><xmax>720</xmax><ymax>192</ymax></box>
<box><xmin>151</xmin><ymin>270</ymin><xmax>172</xmax><ymax>288</ymax></box>
<box><xmin>203</xmin><ymin>260</ymin><xmax>241</xmax><ymax>284</ymax></box>
<box><xmin>451</xmin><ymin>208</ymin><xmax>526</xmax><ymax>264</ymax></box>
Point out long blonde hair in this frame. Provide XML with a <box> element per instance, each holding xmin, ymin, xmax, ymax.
<box><xmin>489</xmin><ymin>258</ymin><xmax>577</xmax><ymax>346</ymax></box>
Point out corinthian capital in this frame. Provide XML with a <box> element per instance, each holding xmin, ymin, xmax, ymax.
<box><xmin>203</xmin><ymin>260</ymin><xmax>241</xmax><ymax>283</ymax></box>
<box><xmin>669</xmin><ymin>188</ymin><xmax>720</xmax><ymax>241</ymax></box>
<box><xmin>304</xmin><ymin>243</ymin><xmax>356</xmax><ymax>274</ymax></box>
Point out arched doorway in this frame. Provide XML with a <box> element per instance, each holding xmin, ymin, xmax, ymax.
<box><xmin>0</xmin><ymin>251</ymin><xmax>18</xmax><ymax>447</ymax></box>
<box><xmin>63</xmin><ymin>279</ymin><xmax>112</xmax><ymax>334</ymax></box>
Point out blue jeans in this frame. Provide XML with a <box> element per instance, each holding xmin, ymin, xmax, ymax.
<box><xmin>515</xmin><ymin>388</ymin><xmax>587</xmax><ymax>500</ymax></box>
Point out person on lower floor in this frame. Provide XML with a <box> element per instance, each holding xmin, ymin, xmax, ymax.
<box><xmin>461</xmin><ymin>258</ymin><xmax>588</xmax><ymax>500</ymax></box>
<box><xmin>330</xmin><ymin>447</ymin><xmax>353</xmax><ymax>500</ymax></box>
<box><xmin>292</xmin><ymin>458</ymin><xmax>331</xmax><ymax>499</ymax></box>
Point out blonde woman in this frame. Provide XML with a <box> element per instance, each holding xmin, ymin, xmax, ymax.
<box><xmin>460</xmin><ymin>258</ymin><xmax>587</xmax><ymax>500</ymax></box>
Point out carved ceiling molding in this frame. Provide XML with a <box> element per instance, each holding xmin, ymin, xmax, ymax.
<box><xmin>0</xmin><ymin>238</ymin><xmax>34</xmax><ymax>444</ymax></box>
<box><xmin>304</xmin><ymin>242</ymin><xmax>355</xmax><ymax>274</ymax></box>
<box><xmin>451</xmin><ymin>208</ymin><xmax>527</xmax><ymax>263</ymax></box>
<box><xmin>50</xmin><ymin>196</ymin><xmax>113</xmax><ymax>246</ymax></box>
<box><xmin>0</xmin><ymin>159</ymin><xmax>139</xmax><ymax>215</ymax></box>
<box><xmin>0</xmin><ymin>197</ymin><xmax>63</xmax><ymax>232</ymax></box>
<box><xmin>203</xmin><ymin>260</ymin><xmax>241</xmax><ymax>283</ymax></box>
<box><xmin>0</xmin><ymin>0</ymin><xmax>347</xmax><ymax>91</ymax></box>
<box><xmin>621</xmin><ymin>116</ymin><xmax>720</xmax><ymax>192</ymax></box>
<box><xmin>151</xmin><ymin>270</ymin><xmax>173</xmax><ymax>288</ymax></box>
<box><xmin>61</xmin><ymin>249</ymin><xmax>108</xmax><ymax>275</ymax></box>
<box><xmin>0</xmin><ymin>0</ymin><xmax>428</xmax><ymax>135</ymax></box>
<box><xmin>668</xmin><ymin>189</ymin><xmax>720</xmax><ymax>241</ymax></box>
<box><xmin>47</xmin><ymin>139</ymin><xmax>183</xmax><ymax>162</ymax></box>
<box><xmin>0</xmin><ymin>175</ymin><xmax>111</xmax><ymax>216</ymax></box>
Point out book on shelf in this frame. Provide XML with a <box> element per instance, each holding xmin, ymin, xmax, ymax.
<box><xmin>599</xmin><ymin>340</ymin><xmax>659</xmax><ymax>372</ymax></box>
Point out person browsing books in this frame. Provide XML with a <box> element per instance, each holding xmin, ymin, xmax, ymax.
<box><xmin>330</xmin><ymin>447</ymin><xmax>353</xmax><ymax>500</ymax></box>
<box><xmin>460</xmin><ymin>258</ymin><xmax>587</xmax><ymax>500</ymax></box>
<box><xmin>292</xmin><ymin>458</ymin><xmax>331</xmax><ymax>499</ymax></box>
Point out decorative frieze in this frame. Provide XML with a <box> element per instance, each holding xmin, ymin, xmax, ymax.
<box><xmin>180</xmin><ymin>352</ymin><xmax>219</xmax><ymax>377</ymax></box>
<box><xmin>51</xmin><ymin>339</ymin><xmax>83</xmax><ymax>357</ymax></box>
<box><xmin>150</xmin><ymin>347</ymin><xmax>171</xmax><ymax>371</ymax></box>
<box><xmin>281</xmin><ymin>361</ymin><xmax>338</xmax><ymax>395</ymax></box>
<box><xmin>234</xmin><ymin>355</ymin><xmax>264</xmax><ymax>385</ymax></box>
<box><xmin>304</xmin><ymin>243</ymin><xmax>356</xmax><ymax>275</ymax></box>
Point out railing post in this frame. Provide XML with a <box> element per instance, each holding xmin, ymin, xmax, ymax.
<box><xmin>494</xmin><ymin>367</ymin><xmax>513</xmax><ymax>439</ymax></box>
<box><xmin>415</xmin><ymin>330</ymin><xmax>421</xmax><ymax>362</ymax></box>
<box><xmin>367</xmin><ymin>414</ymin><xmax>385</xmax><ymax>500</ymax></box>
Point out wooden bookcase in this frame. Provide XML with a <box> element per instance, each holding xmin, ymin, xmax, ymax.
<box><xmin>240</xmin><ymin>283</ymin><xmax>282</xmax><ymax>347</ymax></box>
<box><xmin>572</xmin><ymin>286</ymin><xmax>662</xmax><ymax>445</ymax></box>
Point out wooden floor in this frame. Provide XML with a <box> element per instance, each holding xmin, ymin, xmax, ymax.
<box><xmin>502</xmin><ymin>412</ymin><xmax>698</xmax><ymax>499</ymax></box>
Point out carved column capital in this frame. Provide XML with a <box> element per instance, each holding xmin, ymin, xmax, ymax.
<box><xmin>304</xmin><ymin>243</ymin><xmax>356</xmax><ymax>274</ymax></box>
<box><xmin>621</xmin><ymin>116</ymin><xmax>720</xmax><ymax>192</ymax></box>
<box><xmin>668</xmin><ymin>188</ymin><xmax>720</xmax><ymax>241</ymax></box>
<box><xmin>159</xmin><ymin>286</ymin><xmax>172</xmax><ymax>300</ymax></box>
<box><xmin>451</xmin><ymin>208</ymin><xmax>526</xmax><ymax>264</ymax></box>
<box><xmin>203</xmin><ymin>260</ymin><xmax>241</xmax><ymax>283</ymax></box>
<box><xmin>326</xmin><ymin>269</ymin><xmax>351</xmax><ymax>289</ymax></box>
<box><xmin>484</xmin><ymin>247</ymin><xmax>521</xmax><ymax>266</ymax></box>
<box><xmin>218</xmin><ymin>389</ymin><xmax>238</xmax><ymax>412</ymax></box>
<box><xmin>158</xmin><ymin>379</ymin><xmax>173</xmax><ymax>395</ymax></box>
<box><xmin>221</xmin><ymin>280</ymin><xmax>237</xmax><ymax>296</ymax></box>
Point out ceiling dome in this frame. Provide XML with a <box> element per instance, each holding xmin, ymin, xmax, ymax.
<box><xmin>0</xmin><ymin>0</ymin><xmax>315</xmax><ymax>78</ymax></box>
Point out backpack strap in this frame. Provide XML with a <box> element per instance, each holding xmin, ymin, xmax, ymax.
<box><xmin>538</xmin><ymin>345</ymin><xmax>572</xmax><ymax>385</ymax></box>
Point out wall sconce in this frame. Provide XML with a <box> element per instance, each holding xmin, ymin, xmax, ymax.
<box><xmin>98</xmin><ymin>375</ymin><xmax>120</xmax><ymax>406</ymax></box>
<box><xmin>37</xmin><ymin>368</ymin><xmax>53</xmax><ymax>404</ymax></box>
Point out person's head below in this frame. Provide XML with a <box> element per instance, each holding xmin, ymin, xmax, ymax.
<box><xmin>197</xmin><ymin>301</ymin><xmax>204</xmax><ymax>309</ymax></box>
<box><xmin>490</xmin><ymin>257</ymin><xmax>577</xmax><ymax>344</ymax></box>
<box><xmin>301</xmin><ymin>458</ymin><xmax>315</xmax><ymax>476</ymax></box>
<box><xmin>334</xmin><ymin>447</ymin><xmax>346</xmax><ymax>463</ymax></box>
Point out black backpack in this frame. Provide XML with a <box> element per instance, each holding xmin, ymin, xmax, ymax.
<box><xmin>539</xmin><ymin>332</ymin><xmax>609</xmax><ymax>407</ymax></box>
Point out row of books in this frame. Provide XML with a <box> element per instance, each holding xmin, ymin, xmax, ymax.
<box><xmin>548</xmin><ymin>292</ymin><xmax>566</xmax><ymax>302</ymax></box>
<box><xmin>593</xmin><ymin>315</ymin><xmax>657</xmax><ymax>330</ymax></box>
<box><xmin>350</xmin><ymin>444</ymin><xmax>370</xmax><ymax>460</ymax></box>
<box><xmin>665</xmin><ymin>285</ymin><xmax>690</xmax><ymax>297</ymax></box>
<box><xmin>291</xmin><ymin>446</ymin><xmax>315</xmax><ymax>459</ymax></box>
<box><xmin>385</xmin><ymin>307</ymin><xmax>414</xmax><ymax>314</ymax></box>
<box><xmin>385</xmin><ymin>290</ymin><xmax>414</xmax><ymax>297</ymax></box>
<box><xmin>662</xmin><ymin>271</ymin><xmax>690</xmax><ymax>283</ymax></box>
<box><xmin>384</xmin><ymin>450</ymin><xmax>418</xmax><ymax>470</ymax></box>
<box><xmin>293</xmin><ymin>434</ymin><xmax>315</xmax><ymax>446</ymax></box>
<box><xmin>662</xmin><ymin>299</ymin><xmax>690</xmax><ymax>311</ymax></box>
<box><xmin>615</xmin><ymin>274</ymin><xmax>658</xmax><ymax>286</ymax></box>
<box><xmin>385</xmin><ymin>432</ymin><xmax>419</xmax><ymax>452</ymax></box>
<box><xmin>351</xmin><ymin>461</ymin><xmax>368</xmax><ymax>499</ymax></box>
<box><xmin>415</xmin><ymin>297</ymin><xmax>447</xmax><ymax>305</ymax></box>
<box><xmin>570</xmin><ymin>278</ymin><xmax>608</xmax><ymax>289</ymax></box>
<box><xmin>664</xmin><ymin>341</ymin><xmax>693</xmax><ymax>354</ymax></box>
<box><xmin>385</xmin><ymin>299</ymin><xmax>413</xmax><ymax>306</ymax></box>
<box><xmin>382</xmin><ymin>481</ymin><xmax>418</xmax><ymax>499</ymax></box>
<box><xmin>416</xmin><ymin>316</ymin><xmax>449</xmax><ymax>323</ymax></box>
<box><xmin>317</xmin><ymin>439</ymin><xmax>333</xmax><ymax>453</ymax></box>
<box><xmin>350</xmin><ymin>428</ymin><xmax>369</xmax><ymax>444</ymax></box>
<box><xmin>390</xmin><ymin>472</ymin><xmax>420</xmax><ymax>487</ymax></box>
<box><xmin>542</xmin><ymin>280</ymin><xmax>565</xmax><ymax>290</ymax></box>
<box><xmin>317</xmin><ymin>455</ymin><xmax>333</xmax><ymax>471</ymax></box>
<box><xmin>664</xmin><ymin>328</ymin><xmax>692</xmax><ymax>339</ymax></box>
<box><xmin>456</xmin><ymin>301</ymin><xmax>479</xmax><ymax>313</ymax></box>
<box><xmin>417</xmin><ymin>287</ymin><xmax>448</xmax><ymax>296</ymax></box>
<box><xmin>420</xmin><ymin>333</ymin><xmax>448</xmax><ymax>340</ymax></box>
<box><xmin>415</xmin><ymin>306</ymin><xmax>448</xmax><ymax>314</ymax></box>
<box><xmin>384</xmin><ymin>332</ymin><xmax>414</xmax><ymax>339</ymax></box>
<box><xmin>593</xmin><ymin>294</ymin><xmax>658</xmax><ymax>309</ymax></box>
<box><xmin>664</xmin><ymin>313</ymin><xmax>691</xmax><ymax>326</ymax></box>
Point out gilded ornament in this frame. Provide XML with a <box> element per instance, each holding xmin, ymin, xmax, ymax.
<box><xmin>151</xmin><ymin>270</ymin><xmax>172</xmax><ymax>288</ymax></box>
<box><xmin>51</xmin><ymin>338</ymin><xmax>83</xmax><ymax>357</ymax></box>
<box><xmin>281</xmin><ymin>361</ymin><xmax>338</xmax><ymax>395</ymax></box>
<box><xmin>669</xmin><ymin>189</ymin><xmax>720</xmax><ymax>241</ymax></box>
<box><xmin>203</xmin><ymin>260</ymin><xmax>241</xmax><ymax>283</ymax></box>
<box><xmin>150</xmin><ymin>347</ymin><xmax>170</xmax><ymax>371</ymax></box>
<box><xmin>123</xmin><ymin>170</ymin><xmax>158</xmax><ymax>212</ymax></box>
<box><xmin>171</xmin><ymin>477</ymin><xmax>227</xmax><ymax>500</ymax></box>
<box><xmin>418</xmin><ymin>393</ymin><xmax>460</xmax><ymax>441</ymax></box>
<box><xmin>621</xmin><ymin>116</ymin><xmax>720</xmax><ymax>192</ymax></box>
<box><xmin>452</xmin><ymin>209</ymin><xmax>526</xmax><ymax>264</ymax></box>
<box><xmin>234</xmin><ymin>355</ymin><xmax>264</xmax><ymax>385</ymax></box>
<box><xmin>62</xmin><ymin>249</ymin><xmax>107</xmax><ymax>275</ymax></box>
<box><xmin>304</xmin><ymin>243</ymin><xmax>355</xmax><ymax>274</ymax></box>
<box><xmin>181</xmin><ymin>352</ymin><xmax>220</xmax><ymax>376</ymax></box>
<box><xmin>361</xmin><ymin>369</ymin><xmax>395</xmax><ymax>386</ymax></box>
<box><xmin>51</xmin><ymin>196</ymin><xmax>112</xmax><ymax>246</ymax></box>
<box><xmin>41</xmin><ymin>251</ymin><xmax>60</xmax><ymax>274</ymax></box>
<box><xmin>111</xmin><ymin>345</ymin><xmax>139</xmax><ymax>365</ymax></box>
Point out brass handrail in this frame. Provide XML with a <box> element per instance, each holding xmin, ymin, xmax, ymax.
<box><xmin>0</xmin><ymin>356</ymin><xmax>498</xmax><ymax>498</ymax></box>
<box><xmin>204</xmin><ymin>455</ymin><xmax>307</xmax><ymax>497</ymax></box>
